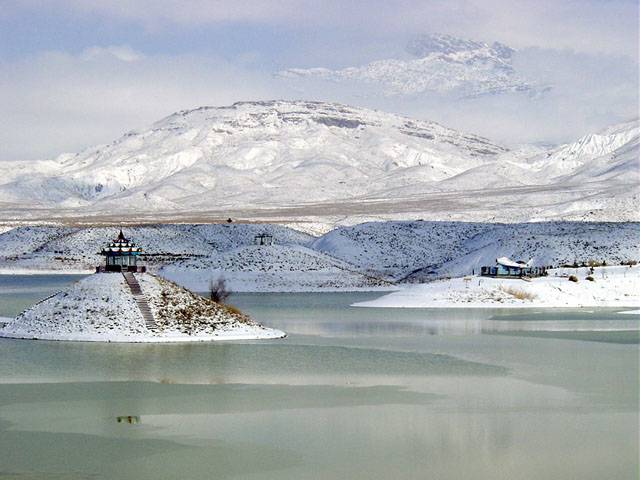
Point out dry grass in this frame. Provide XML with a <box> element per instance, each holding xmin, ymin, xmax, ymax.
<box><xmin>213</xmin><ymin>299</ymin><xmax>252</xmax><ymax>323</ymax></box>
<box><xmin>223</xmin><ymin>303</ymin><xmax>244</xmax><ymax>316</ymax></box>
<box><xmin>500</xmin><ymin>286</ymin><xmax>537</xmax><ymax>301</ymax></box>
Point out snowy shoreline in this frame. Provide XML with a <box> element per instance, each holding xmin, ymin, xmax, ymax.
<box><xmin>354</xmin><ymin>266</ymin><xmax>640</xmax><ymax>309</ymax></box>
<box><xmin>0</xmin><ymin>327</ymin><xmax>286</xmax><ymax>343</ymax></box>
<box><xmin>0</xmin><ymin>268</ymin><xmax>94</xmax><ymax>275</ymax></box>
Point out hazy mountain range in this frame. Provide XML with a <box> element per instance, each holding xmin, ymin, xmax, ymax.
<box><xmin>0</xmin><ymin>100</ymin><xmax>637</xmax><ymax>226</ymax></box>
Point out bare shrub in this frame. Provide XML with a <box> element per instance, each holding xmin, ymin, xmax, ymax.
<box><xmin>223</xmin><ymin>304</ymin><xmax>243</xmax><ymax>316</ymax></box>
<box><xmin>500</xmin><ymin>286</ymin><xmax>537</xmax><ymax>301</ymax></box>
<box><xmin>568</xmin><ymin>275</ymin><xmax>579</xmax><ymax>283</ymax></box>
<box><xmin>585</xmin><ymin>276</ymin><xmax>595</xmax><ymax>282</ymax></box>
<box><xmin>209</xmin><ymin>276</ymin><xmax>230</xmax><ymax>304</ymax></box>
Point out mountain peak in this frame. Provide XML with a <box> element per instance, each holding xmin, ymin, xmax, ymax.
<box><xmin>405</xmin><ymin>33</ymin><xmax>513</xmax><ymax>59</ymax></box>
<box><xmin>278</xmin><ymin>34</ymin><xmax>539</xmax><ymax>99</ymax></box>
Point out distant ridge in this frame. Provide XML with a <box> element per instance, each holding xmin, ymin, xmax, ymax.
<box><xmin>0</xmin><ymin>101</ymin><xmax>637</xmax><ymax>224</ymax></box>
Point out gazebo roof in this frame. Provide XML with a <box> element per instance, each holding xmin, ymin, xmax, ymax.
<box><xmin>496</xmin><ymin>257</ymin><xmax>532</xmax><ymax>268</ymax></box>
<box><xmin>101</xmin><ymin>229</ymin><xmax>143</xmax><ymax>255</ymax></box>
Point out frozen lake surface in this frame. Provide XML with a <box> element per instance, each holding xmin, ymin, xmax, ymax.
<box><xmin>0</xmin><ymin>275</ymin><xmax>638</xmax><ymax>479</ymax></box>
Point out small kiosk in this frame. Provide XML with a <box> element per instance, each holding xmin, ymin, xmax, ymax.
<box><xmin>254</xmin><ymin>233</ymin><xmax>274</xmax><ymax>246</ymax></box>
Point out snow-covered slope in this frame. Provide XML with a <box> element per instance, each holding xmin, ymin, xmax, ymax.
<box><xmin>0</xmin><ymin>101</ymin><xmax>637</xmax><ymax>224</ymax></box>
<box><xmin>355</xmin><ymin>266</ymin><xmax>640</xmax><ymax>309</ymax></box>
<box><xmin>160</xmin><ymin>244</ymin><xmax>393</xmax><ymax>292</ymax></box>
<box><xmin>313</xmin><ymin>221</ymin><xmax>640</xmax><ymax>281</ymax></box>
<box><xmin>278</xmin><ymin>34</ymin><xmax>546</xmax><ymax>98</ymax></box>
<box><xmin>525</xmin><ymin>119</ymin><xmax>640</xmax><ymax>178</ymax></box>
<box><xmin>312</xmin><ymin>221</ymin><xmax>483</xmax><ymax>279</ymax></box>
<box><xmin>0</xmin><ymin>224</ymin><xmax>391</xmax><ymax>291</ymax></box>
<box><xmin>1</xmin><ymin>221</ymin><xmax>637</xmax><ymax>292</ymax></box>
<box><xmin>0</xmin><ymin>224</ymin><xmax>313</xmax><ymax>272</ymax></box>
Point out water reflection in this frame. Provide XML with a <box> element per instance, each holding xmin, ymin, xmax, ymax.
<box><xmin>0</xmin><ymin>381</ymin><xmax>636</xmax><ymax>480</ymax></box>
<box><xmin>0</xmin><ymin>278</ymin><xmax>636</xmax><ymax>479</ymax></box>
<box><xmin>0</xmin><ymin>341</ymin><xmax>508</xmax><ymax>384</ymax></box>
<box><xmin>229</xmin><ymin>292</ymin><xmax>640</xmax><ymax>339</ymax></box>
<box><xmin>0</xmin><ymin>273</ymin><xmax>87</xmax><ymax>317</ymax></box>
<box><xmin>116</xmin><ymin>415</ymin><xmax>140</xmax><ymax>424</ymax></box>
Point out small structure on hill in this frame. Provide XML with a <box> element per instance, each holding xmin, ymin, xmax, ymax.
<box><xmin>98</xmin><ymin>229</ymin><xmax>145</xmax><ymax>273</ymax></box>
<box><xmin>480</xmin><ymin>257</ymin><xmax>547</xmax><ymax>278</ymax></box>
<box><xmin>254</xmin><ymin>233</ymin><xmax>274</xmax><ymax>246</ymax></box>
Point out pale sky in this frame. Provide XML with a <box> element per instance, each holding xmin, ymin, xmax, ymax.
<box><xmin>1</xmin><ymin>0</ymin><xmax>638</xmax><ymax>160</ymax></box>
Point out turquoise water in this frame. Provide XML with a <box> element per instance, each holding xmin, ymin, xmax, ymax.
<box><xmin>0</xmin><ymin>275</ymin><xmax>638</xmax><ymax>479</ymax></box>
<box><xmin>0</xmin><ymin>273</ymin><xmax>87</xmax><ymax>317</ymax></box>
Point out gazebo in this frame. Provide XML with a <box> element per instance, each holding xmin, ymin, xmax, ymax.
<box><xmin>98</xmin><ymin>230</ymin><xmax>145</xmax><ymax>273</ymax></box>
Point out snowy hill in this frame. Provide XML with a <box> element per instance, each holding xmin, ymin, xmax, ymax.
<box><xmin>0</xmin><ymin>224</ymin><xmax>313</xmax><ymax>272</ymax></box>
<box><xmin>160</xmin><ymin>244</ymin><xmax>393</xmax><ymax>292</ymax></box>
<box><xmin>278</xmin><ymin>34</ymin><xmax>546</xmax><ymax>98</ymax></box>
<box><xmin>0</xmin><ymin>221</ymin><xmax>637</xmax><ymax>291</ymax></box>
<box><xmin>0</xmin><ymin>101</ymin><xmax>637</xmax><ymax>224</ymax></box>
<box><xmin>313</xmin><ymin>221</ymin><xmax>640</xmax><ymax>281</ymax></box>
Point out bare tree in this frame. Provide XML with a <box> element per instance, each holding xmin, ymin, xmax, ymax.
<box><xmin>209</xmin><ymin>276</ymin><xmax>230</xmax><ymax>303</ymax></box>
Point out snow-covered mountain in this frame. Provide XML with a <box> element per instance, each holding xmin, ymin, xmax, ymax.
<box><xmin>0</xmin><ymin>101</ymin><xmax>637</xmax><ymax>225</ymax></box>
<box><xmin>524</xmin><ymin>119</ymin><xmax>640</xmax><ymax>178</ymax></box>
<box><xmin>0</xmin><ymin>100</ymin><xmax>506</xmax><ymax>209</ymax></box>
<box><xmin>278</xmin><ymin>34</ymin><xmax>547</xmax><ymax>98</ymax></box>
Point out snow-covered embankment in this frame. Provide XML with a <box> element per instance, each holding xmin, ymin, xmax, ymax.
<box><xmin>354</xmin><ymin>266</ymin><xmax>640</xmax><ymax>309</ymax></box>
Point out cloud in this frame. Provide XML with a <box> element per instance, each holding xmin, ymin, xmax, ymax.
<box><xmin>0</xmin><ymin>48</ymin><xmax>279</xmax><ymax>160</ymax></box>
<box><xmin>0</xmin><ymin>41</ymin><xmax>636</xmax><ymax>161</ymax></box>
<box><xmin>275</xmin><ymin>46</ymin><xmax>638</xmax><ymax>146</ymax></box>
<box><xmin>80</xmin><ymin>45</ymin><xmax>144</xmax><ymax>62</ymax></box>
<box><xmin>0</xmin><ymin>1</ymin><xmax>636</xmax><ymax>158</ymax></box>
<box><xmin>5</xmin><ymin>0</ymin><xmax>638</xmax><ymax>58</ymax></box>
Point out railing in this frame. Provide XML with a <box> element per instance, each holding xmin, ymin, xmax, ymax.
<box><xmin>122</xmin><ymin>272</ymin><xmax>157</xmax><ymax>330</ymax></box>
<box><xmin>480</xmin><ymin>266</ymin><xmax>547</xmax><ymax>278</ymax></box>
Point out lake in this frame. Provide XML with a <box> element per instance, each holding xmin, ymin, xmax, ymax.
<box><xmin>0</xmin><ymin>274</ymin><xmax>638</xmax><ymax>479</ymax></box>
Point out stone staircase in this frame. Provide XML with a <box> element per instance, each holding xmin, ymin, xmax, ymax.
<box><xmin>122</xmin><ymin>272</ymin><xmax>158</xmax><ymax>330</ymax></box>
